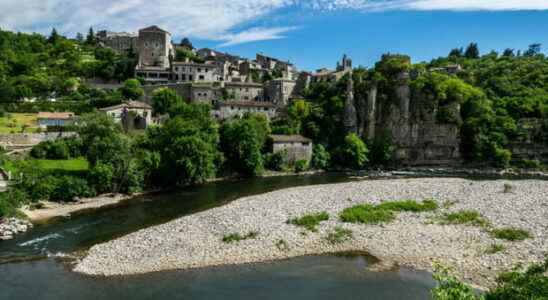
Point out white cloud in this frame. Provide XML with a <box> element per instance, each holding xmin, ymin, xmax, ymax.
<box><xmin>0</xmin><ymin>0</ymin><xmax>547</xmax><ymax>47</ymax></box>
<box><xmin>219</xmin><ymin>26</ymin><xmax>297</xmax><ymax>47</ymax></box>
<box><xmin>367</xmin><ymin>0</ymin><xmax>548</xmax><ymax>11</ymax></box>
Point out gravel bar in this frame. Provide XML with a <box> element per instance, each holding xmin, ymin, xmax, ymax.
<box><xmin>74</xmin><ymin>178</ymin><xmax>548</xmax><ymax>288</ymax></box>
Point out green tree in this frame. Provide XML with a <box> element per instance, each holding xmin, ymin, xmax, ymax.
<box><xmin>464</xmin><ymin>43</ymin><xmax>480</xmax><ymax>59</ymax></box>
<box><xmin>151</xmin><ymin>87</ymin><xmax>184</xmax><ymax>115</ymax></box>
<box><xmin>86</xmin><ymin>27</ymin><xmax>96</xmax><ymax>45</ymax></box>
<box><xmin>220</xmin><ymin>114</ymin><xmax>270</xmax><ymax>177</ymax></box>
<box><xmin>120</xmin><ymin>79</ymin><xmax>144</xmax><ymax>100</ymax></box>
<box><xmin>143</xmin><ymin>103</ymin><xmax>219</xmax><ymax>186</ymax></box>
<box><xmin>334</xmin><ymin>133</ymin><xmax>369</xmax><ymax>169</ymax></box>
<box><xmin>48</xmin><ymin>28</ymin><xmax>60</xmax><ymax>44</ymax></box>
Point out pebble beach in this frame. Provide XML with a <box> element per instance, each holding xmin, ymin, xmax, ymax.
<box><xmin>74</xmin><ymin>178</ymin><xmax>548</xmax><ymax>288</ymax></box>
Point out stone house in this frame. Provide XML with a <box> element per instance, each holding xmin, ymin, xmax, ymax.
<box><xmin>135</xmin><ymin>26</ymin><xmax>173</xmax><ymax>83</ymax></box>
<box><xmin>264</xmin><ymin>79</ymin><xmax>297</xmax><ymax>107</ymax></box>
<box><xmin>97</xmin><ymin>30</ymin><xmax>138</xmax><ymax>54</ymax></box>
<box><xmin>224</xmin><ymin>80</ymin><xmax>264</xmax><ymax>102</ymax></box>
<box><xmin>100</xmin><ymin>101</ymin><xmax>153</xmax><ymax>129</ymax></box>
<box><xmin>37</xmin><ymin>112</ymin><xmax>75</xmax><ymax>128</ymax></box>
<box><xmin>172</xmin><ymin>60</ymin><xmax>221</xmax><ymax>82</ymax></box>
<box><xmin>268</xmin><ymin>135</ymin><xmax>313</xmax><ymax>163</ymax></box>
<box><xmin>213</xmin><ymin>101</ymin><xmax>277</xmax><ymax>120</ymax></box>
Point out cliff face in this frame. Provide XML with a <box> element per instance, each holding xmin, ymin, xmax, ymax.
<box><xmin>362</xmin><ymin>73</ymin><xmax>461</xmax><ymax>166</ymax></box>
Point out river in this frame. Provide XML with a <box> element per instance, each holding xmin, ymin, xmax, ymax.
<box><xmin>0</xmin><ymin>174</ymin><xmax>435</xmax><ymax>300</ymax></box>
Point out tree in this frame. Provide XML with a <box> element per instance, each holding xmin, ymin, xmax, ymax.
<box><xmin>146</xmin><ymin>107</ymin><xmax>220</xmax><ymax>186</ymax></box>
<box><xmin>448</xmin><ymin>48</ymin><xmax>463</xmax><ymax>58</ymax></box>
<box><xmin>333</xmin><ymin>133</ymin><xmax>369</xmax><ymax>169</ymax></box>
<box><xmin>502</xmin><ymin>48</ymin><xmax>515</xmax><ymax>57</ymax></box>
<box><xmin>75</xmin><ymin>32</ymin><xmax>84</xmax><ymax>42</ymax></box>
<box><xmin>524</xmin><ymin>43</ymin><xmax>542</xmax><ymax>57</ymax></box>
<box><xmin>48</xmin><ymin>28</ymin><xmax>60</xmax><ymax>44</ymax></box>
<box><xmin>220</xmin><ymin>114</ymin><xmax>270</xmax><ymax>177</ymax></box>
<box><xmin>311</xmin><ymin>144</ymin><xmax>330</xmax><ymax>170</ymax></box>
<box><xmin>464</xmin><ymin>43</ymin><xmax>480</xmax><ymax>59</ymax></box>
<box><xmin>120</xmin><ymin>79</ymin><xmax>144</xmax><ymax>100</ymax></box>
<box><xmin>86</xmin><ymin>27</ymin><xmax>96</xmax><ymax>45</ymax></box>
<box><xmin>151</xmin><ymin>87</ymin><xmax>184</xmax><ymax>115</ymax></box>
<box><xmin>180</xmin><ymin>37</ymin><xmax>194</xmax><ymax>49</ymax></box>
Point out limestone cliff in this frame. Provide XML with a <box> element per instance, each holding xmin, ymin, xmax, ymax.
<box><xmin>363</xmin><ymin>72</ymin><xmax>461</xmax><ymax>166</ymax></box>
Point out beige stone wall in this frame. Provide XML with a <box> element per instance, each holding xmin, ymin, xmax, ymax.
<box><xmin>272</xmin><ymin>142</ymin><xmax>312</xmax><ymax>163</ymax></box>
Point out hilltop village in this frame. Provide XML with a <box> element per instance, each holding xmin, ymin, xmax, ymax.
<box><xmin>96</xmin><ymin>25</ymin><xmax>353</xmax><ymax>121</ymax></box>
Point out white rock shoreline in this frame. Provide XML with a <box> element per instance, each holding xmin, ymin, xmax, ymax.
<box><xmin>74</xmin><ymin>178</ymin><xmax>548</xmax><ymax>288</ymax></box>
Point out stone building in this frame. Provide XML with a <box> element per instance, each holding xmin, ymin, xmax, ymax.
<box><xmin>311</xmin><ymin>55</ymin><xmax>353</xmax><ymax>84</ymax></box>
<box><xmin>213</xmin><ymin>101</ymin><xmax>277</xmax><ymax>120</ymax></box>
<box><xmin>99</xmin><ymin>101</ymin><xmax>153</xmax><ymax>129</ymax></box>
<box><xmin>172</xmin><ymin>60</ymin><xmax>221</xmax><ymax>82</ymax></box>
<box><xmin>224</xmin><ymin>79</ymin><xmax>264</xmax><ymax>102</ymax></box>
<box><xmin>97</xmin><ymin>30</ymin><xmax>137</xmax><ymax>54</ymax></box>
<box><xmin>264</xmin><ymin>79</ymin><xmax>297</xmax><ymax>107</ymax></box>
<box><xmin>135</xmin><ymin>26</ymin><xmax>173</xmax><ymax>83</ymax></box>
<box><xmin>268</xmin><ymin>135</ymin><xmax>313</xmax><ymax>163</ymax></box>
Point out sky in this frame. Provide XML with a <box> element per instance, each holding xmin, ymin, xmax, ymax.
<box><xmin>1</xmin><ymin>1</ymin><xmax>548</xmax><ymax>71</ymax></box>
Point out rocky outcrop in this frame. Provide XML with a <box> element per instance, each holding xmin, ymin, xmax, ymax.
<box><xmin>0</xmin><ymin>218</ymin><xmax>33</xmax><ymax>240</ymax></box>
<box><xmin>363</xmin><ymin>72</ymin><xmax>461</xmax><ymax>166</ymax></box>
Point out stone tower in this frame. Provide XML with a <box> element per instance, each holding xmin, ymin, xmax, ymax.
<box><xmin>343</xmin><ymin>72</ymin><xmax>358</xmax><ymax>134</ymax></box>
<box><xmin>137</xmin><ymin>25</ymin><xmax>173</xmax><ymax>69</ymax></box>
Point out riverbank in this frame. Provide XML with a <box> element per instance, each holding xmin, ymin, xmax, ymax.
<box><xmin>21</xmin><ymin>193</ymin><xmax>146</xmax><ymax>223</ymax></box>
<box><xmin>74</xmin><ymin>178</ymin><xmax>547</xmax><ymax>288</ymax></box>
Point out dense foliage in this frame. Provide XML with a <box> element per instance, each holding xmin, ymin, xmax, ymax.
<box><xmin>432</xmin><ymin>258</ymin><xmax>548</xmax><ymax>300</ymax></box>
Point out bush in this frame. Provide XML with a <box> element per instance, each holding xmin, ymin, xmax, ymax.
<box><xmin>311</xmin><ymin>144</ymin><xmax>330</xmax><ymax>170</ymax></box>
<box><xmin>340</xmin><ymin>200</ymin><xmax>438</xmax><ymax>225</ymax></box>
<box><xmin>432</xmin><ymin>258</ymin><xmax>548</xmax><ymax>300</ymax></box>
<box><xmin>50</xmin><ymin>176</ymin><xmax>94</xmax><ymax>202</ymax></box>
<box><xmin>439</xmin><ymin>210</ymin><xmax>490</xmax><ymax>227</ymax></box>
<box><xmin>484</xmin><ymin>243</ymin><xmax>505</xmax><ymax>255</ymax></box>
<box><xmin>325</xmin><ymin>227</ymin><xmax>353</xmax><ymax>244</ymax></box>
<box><xmin>493</xmin><ymin>147</ymin><xmax>512</xmax><ymax>168</ymax></box>
<box><xmin>264</xmin><ymin>150</ymin><xmax>287</xmax><ymax>171</ymax></box>
<box><xmin>287</xmin><ymin>212</ymin><xmax>329</xmax><ymax>232</ymax></box>
<box><xmin>333</xmin><ymin>133</ymin><xmax>369</xmax><ymax>169</ymax></box>
<box><xmin>0</xmin><ymin>189</ymin><xmax>27</xmax><ymax>218</ymax></box>
<box><xmin>222</xmin><ymin>231</ymin><xmax>259</xmax><ymax>243</ymax></box>
<box><xmin>294</xmin><ymin>160</ymin><xmax>309</xmax><ymax>173</ymax></box>
<box><xmin>340</xmin><ymin>204</ymin><xmax>395</xmax><ymax>224</ymax></box>
<box><xmin>87</xmin><ymin>162</ymin><xmax>114</xmax><ymax>194</ymax></box>
<box><xmin>377</xmin><ymin>199</ymin><xmax>439</xmax><ymax>212</ymax></box>
<box><xmin>491</xmin><ymin>228</ymin><xmax>531</xmax><ymax>241</ymax></box>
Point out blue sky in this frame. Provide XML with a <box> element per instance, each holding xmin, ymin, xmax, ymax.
<box><xmin>1</xmin><ymin>1</ymin><xmax>548</xmax><ymax>71</ymax></box>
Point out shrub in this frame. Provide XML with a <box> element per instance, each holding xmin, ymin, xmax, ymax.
<box><xmin>287</xmin><ymin>212</ymin><xmax>329</xmax><ymax>232</ymax></box>
<box><xmin>377</xmin><ymin>199</ymin><xmax>438</xmax><ymax>212</ymax></box>
<box><xmin>264</xmin><ymin>150</ymin><xmax>287</xmax><ymax>171</ymax></box>
<box><xmin>503</xmin><ymin>183</ymin><xmax>514</xmax><ymax>193</ymax></box>
<box><xmin>491</xmin><ymin>228</ymin><xmax>531</xmax><ymax>241</ymax></box>
<box><xmin>276</xmin><ymin>239</ymin><xmax>289</xmax><ymax>251</ymax></box>
<box><xmin>432</xmin><ymin>258</ymin><xmax>548</xmax><ymax>300</ymax></box>
<box><xmin>439</xmin><ymin>210</ymin><xmax>490</xmax><ymax>227</ymax></box>
<box><xmin>340</xmin><ymin>200</ymin><xmax>438</xmax><ymax>225</ymax></box>
<box><xmin>431</xmin><ymin>264</ymin><xmax>479</xmax><ymax>300</ymax></box>
<box><xmin>88</xmin><ymin>163</ymin><xmax>114</xmax><ymax>194</ymax></box>
<box><xmin>340</xmin><ymin>204</ymin><xmax>395</xmax><ymax>224</ymax></box>
<box><xmin>222</xmin><ymin>231</ymin><xmax>259</xmax><ymax>243</ymax></box>
<box><xmin>311</xmin><ymin>144</ymin><xmax>330</xmax><ymax>170</ymax></box>
<box><xmin>294</xmin><ymin>159</ymin><xmax>309</xmax><ymax>173</ymax></box>
<box><xmin>484</xmin><ymin>243</ymin><xmax>505</xmax><ymax>255</ymax></box>
<box><xmin>0</xmin><ymin>189</ymin><xmax>27</xmax><ymax>218</ymax></box>
<box><xmin>333</xmin><ymin>133</ymin><xmax>369</xmax><ymax>169</ymax></box>
<box><xmin>50</xmin><ymin>176</ymin><xmax>94</xmax><ymax>202</ymax></box>
<box><xmin>325</xmin><ymin>227</ymin><xmax>353</xmax><ymax>244</ymax></box>
<box><xmin>493</xmin><ymin>147</ymin><xmax>512</xmax><ymax>168</ymax></box>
